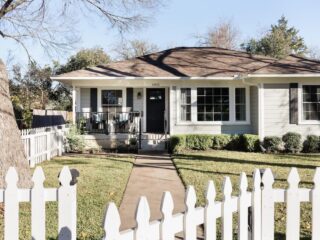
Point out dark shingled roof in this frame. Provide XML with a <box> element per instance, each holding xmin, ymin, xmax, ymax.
<box><xmin>55</xmin><ymin>47</ymin><xmax>320</xmax><ymax>78</ymax></box>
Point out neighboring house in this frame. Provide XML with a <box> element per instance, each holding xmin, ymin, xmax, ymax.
<box><xmin>52</xmin><ymin>47</ymin><xmax>320</xmax><ymax>150</ymax></box>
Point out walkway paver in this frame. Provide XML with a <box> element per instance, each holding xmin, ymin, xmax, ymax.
<box><xmin>119</xmin><ymin>152</ymin><xmax>186</xmax><ymax>230</ymax></box>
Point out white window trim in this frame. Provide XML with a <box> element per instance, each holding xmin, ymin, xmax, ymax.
<box><xmin>97</xmin><ymin>87</ymin><xmax>126</xmax><ymax>112</ymax></box>
<box><xmin>176</xmin><ymin>85</ymin><xmax>250</xmax><ymax>125</ymax></box>
<box><xmin>298</xmin><ymin>83</ymin><xmax>320</xmax><ymax>125</ymax></box>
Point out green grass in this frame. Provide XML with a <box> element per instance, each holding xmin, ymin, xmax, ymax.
<box><xmin>0</xmin><ymin>154</ymin><xmax>134</xmax><ymax>240</ymax></box>
<box><xmin>173</xmin><ymin>150</ymin><xmax>320</xmax><ymax>240</ymax></box>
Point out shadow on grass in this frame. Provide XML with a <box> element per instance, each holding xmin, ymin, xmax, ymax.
<box><xmin>51</xmin><ymin>156</ymin><xmax>133</xmax><ymax>166</ymax></box>
<box><xmin>174</xmin><ymin>153</ymin><xmax>320</xmax><ymax>170</ymax></box>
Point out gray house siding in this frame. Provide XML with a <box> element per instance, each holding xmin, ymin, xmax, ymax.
<box><xmin>171</xmin><ymin>124</ymin><xmax>252</xmax><ymax>135</ymax></box>
<box><xmin>263</xmin><ymin>83</ymin><xmax>320</xmax><ymax>137</ymax></box>
<box><xmin>80</xmin><ymin>88</ymin><xmax>91</xmax><ymax>112</ymax></box>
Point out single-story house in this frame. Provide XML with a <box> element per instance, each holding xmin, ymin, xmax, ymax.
<box><xmin>52</xmin><ymin>47</ymin><xmax>320</xmax><ymax>150</ymax></box>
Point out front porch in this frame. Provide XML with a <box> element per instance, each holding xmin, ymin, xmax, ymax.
<box><xmin>72</xmin><ymin>86</ymin><xmax>170</xmax><ymax>150</ymax></box>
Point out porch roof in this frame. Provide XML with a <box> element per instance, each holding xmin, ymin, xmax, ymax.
<box><xmin>52</xmin><ymin>47</ymin><xmax>320</xmax><ymax>80</ymax></box>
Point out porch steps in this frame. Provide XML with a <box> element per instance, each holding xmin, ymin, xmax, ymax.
<box><xmin>139</xmin><ymin>133</ymin><xmax>169</xmax><ymax>151</ymax></box>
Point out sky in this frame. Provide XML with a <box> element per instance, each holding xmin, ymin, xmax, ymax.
<box><xmin>1</xmin><ymin>0</ymin><xmax>320</xmax><ymax>69</ymax></box>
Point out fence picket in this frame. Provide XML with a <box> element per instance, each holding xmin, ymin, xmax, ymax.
<box><xmin>261</xmin><ymin>168</ymin><xmax>275</xmax><ymax>240</ymax></box>
<box><xmin>222</xmin><ymin>177</ymin><xmax>233</xmax><ymax>240</ymax></box>
<box><xmin>312</xmin><ymin>167</ymin><xmax>320</xmax><ymax>240</ymax></box>
<box><xmin>135</xmin><ymin>196</ymin><xmax>151</xmax><ymax>240</ymax></box>
<box><xmin>238</xmin><ymin>172</ymin><xmax>249</xmax><ymax>240</ymax></box>
<box><xmin>205</xmin><ymin>180</ymin><xmax>217</xmax><ymax>240</ymax></box>
<box><xmin>32</xmin><ymin>167</ymin><xmax>46</xmax><ymax>240</ymax></box>
<box><xmin>184</xmin><ymin>186</ymin><xmax>197</xmax><ymax>240</ymax></box>
<box><xmin>160</xmin><ymin>191</ymin><xmax>175</xmax><ymax>240</ymax></box>
<box><xmin>4</xmin><ymin>167</ymin><xmax>19</xmax><ymax>240</ymax></box>
<box><xmin>286</xmin><ymin>168</ymin><xmax>300</xmax><ymax>240</ymax></box>
<box><xmin>252</xmin><ymin>169</ymin><xmax>261</xmax><ymax>240</ymax></box>
<box><xmin>58</xmin><ymin>166</ymin><xmax>76</xmax><ymax>240</ymax></box>
<box><xmin>103</xmin><ymin>203</ymin><xmax>121</xmax><ymax>240</ymax></box>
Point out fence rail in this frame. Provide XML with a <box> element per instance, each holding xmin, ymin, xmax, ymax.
<box><xmin>103</xmin><ymin>167</ymin><xmax>320</xmax><ymax>240</ymax></box>
<box><xmin>2</xmin><ymin>166</ymin><xmax>76</xmax><ymax>240</ymax></box>
<box><xmin>21</xmin><ymin>125</ymin><xmax>69</xmax><ymax>167</ymax></box>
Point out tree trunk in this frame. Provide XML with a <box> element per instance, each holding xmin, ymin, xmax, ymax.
<box><xmin>0</xmin><ymin>59</ymin><xmax>31</xmax><ymax>188</ymax></box>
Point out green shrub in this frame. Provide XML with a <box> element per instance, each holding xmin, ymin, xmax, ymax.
<box><xmin>186</xmin><ymin>134</ymin><xmax>213</xmax><ymax>150</ymax></box>
<box><xmin>263</xmin><ymin>136</ymin><xmax>282</xmax><ymax>153</ymax></box>
<box><xmin>282</xmin><ymin>132</ymin><xmax>302</xmax><ymax>153</ymax></box>
<box><xmin>226</xmin><ymin>135</ymin><xmax>241</xmax><ymax>151</ymax></box>
<box><xmin>242</xmin><ymin>134</ymin><xmax>260</xmax><ymax>152</ymax></box>
<box><xmin>169</xmin><ymin>135</ymin><xmax>186</xmax><ymax>153</ymax></box>
<box><xmin>303</xmin><ymin>135</ymin><xmax>320</xmax><ymax>153</ymax></box>
<box><xmin>212</xmin><ymin>134</ymin><xmax>231</xmax><ymax>150</ymax></box>
<box><xmin>66</xmin><ymin>125</ymin><xmax>85</xmax><ymax>152</ymax></box>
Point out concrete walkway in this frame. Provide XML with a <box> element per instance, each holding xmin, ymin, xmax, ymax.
<box><xmin>119</xmin><ymin>152</ymin><xmax>186</xmax><ymax>230</ymax></box>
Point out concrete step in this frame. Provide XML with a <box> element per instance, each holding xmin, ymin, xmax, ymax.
<box><xmin>140</xmin><ymin>139</ymin><xmax>168</xmax><ymax>151</ymax></box>
<box><xmin>141</xmin><ymin>133</ymin><xmax>169</xmax><ymax>140</ymax></box>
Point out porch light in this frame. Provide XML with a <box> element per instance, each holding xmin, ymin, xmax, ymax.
<box><xmin>137</xmin><ymin>91</ymin><xmax>142</xmax><ymax>99</ymax></box>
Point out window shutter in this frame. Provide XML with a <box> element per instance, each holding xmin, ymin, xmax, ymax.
<box><xmin>126</xmin><ymin>88</ymin><xmax>133</xmax><ymax>109</ymax></box>
<box><xmin>289</xmin><ymin>83</ymin><xmax>298</xmax><ymax>124</ymax></box>
<box><xmin>90</xmin><ymin>88</ymin><xmax>97</xmax><ymax>112</ymax></box>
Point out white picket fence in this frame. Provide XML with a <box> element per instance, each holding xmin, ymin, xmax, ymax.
<box><xmin>1</xmin><ymin>166</ymin><xmax>76</xmax><ymax>240</ymax></box>
<box><xmin>21</xmin><ymin>125</ymin><xmax>69</xmax><ymax>167</ymax></box>
<box><xmin>103</xmin><ymin>167</ymin><xmax>320</xmax><ymax>240</ymax></box>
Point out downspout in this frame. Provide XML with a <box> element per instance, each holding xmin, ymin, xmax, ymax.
<box><xmin>236</xmin><ymin>74</ymin><xmax>265</xmax><ymax>141</ymax></box>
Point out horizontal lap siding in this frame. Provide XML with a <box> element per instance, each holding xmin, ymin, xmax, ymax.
<box><xmin>264</xmin><ymin>84</ymin><xmax>320</xmax><ymax>137</ymax></box>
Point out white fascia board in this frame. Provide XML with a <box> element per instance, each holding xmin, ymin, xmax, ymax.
<box><xmin>50</xmin><ymin>76</ymin><xmax>238</xmax><ymax>81</ymax></box>
<box><xmin>247</xmin><ymin>74</ymin><xmax>320</xmax><ymax>78</ymax></box>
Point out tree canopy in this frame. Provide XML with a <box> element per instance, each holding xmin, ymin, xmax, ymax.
<box><xmin>197</xmin><ymin>20</ymin><xmax>240</xmax><ymax>50</ymax></box>
<box><xmin>241</xmin><ymin>16</ymin><xmax>307</xmax><ymax>59</ymax></box>
<box><xmin>114</xmin><ymin>40</ymin><xmax>159</xmax><ymax>60</ymax></box>
<box><xmin>56</xmin><ymin>47</ymin><xmax>111</xmax><ymax>74</ymax></box>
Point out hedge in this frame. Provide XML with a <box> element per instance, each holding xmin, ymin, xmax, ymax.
<box><xmin>169</xmin><ymin>135</ymin><xmax>186</xmax><ymax>153</ymax></box>
<box><xmin>303</xmin><ymin>135</ymin><xmax>320</xmax><ymax>153</ymax></box>
<box><xmin>212</xmin><ymin>134</ymin><xmax>231</xmax><ymax>150</ymax></box>
<box><xmin>242</xmin><ymin>134</ymin><xmax>260</xmax><ymax>152</ymax></box>
<box><xmin>263</xmin><ymin>136</ymin><xmax>282</xmax><ymax>153</ymax></box>
<box><xmin>185</xmin><ymin>134</ymin><xmax>213</xmax><ymax>150</ymax></box>
<box><xmin>282</xmin><ymin>132</ymin><xmax>302</xmax><ymax>153</ymax></box>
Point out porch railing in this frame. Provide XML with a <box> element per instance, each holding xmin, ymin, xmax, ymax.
<box><xmin>76</xmin><ymin>111</ymin><xmax>141</xmax><ymax>135</ymax></box>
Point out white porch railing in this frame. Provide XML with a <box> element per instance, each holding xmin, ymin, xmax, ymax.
<box><xmin>21</xmin><ymin>125</ymin><xmax>69</xmax><ymax>167</ymax></box>
<box><xmin>1</xmin><ymin>166</ymin><xmax>76</xmax><ymax>240</ymax></box>
<box><xmin>103</xmin><ymin>167</ymin><xmax>320</xmax><ymax>240</ymax></box>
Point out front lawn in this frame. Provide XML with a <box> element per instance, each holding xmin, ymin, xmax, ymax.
<box><xmin>173</xmin><ymin>150</ymin><xmax>320</xmax><ymax>239</ymax></box>
<box><xmin>0</xmin><ymin>154</ymin><xmax>134</xmax><ymax>240</ymax></box>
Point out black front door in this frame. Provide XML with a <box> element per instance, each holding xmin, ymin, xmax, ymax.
<box><xmin>147</xmin><ymin>88</ymin><xmax>165</xmax><ymax>133</ymax></box>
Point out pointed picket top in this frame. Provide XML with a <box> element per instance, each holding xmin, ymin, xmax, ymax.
<box><xmin>253</xmin><ymin>169</ymin><xmax>261</xmax><ymax>190</ymax></box>
<box><xmin>59</xmin><ymin>166</ymin><xmax>72</xmax><ymax>186</ymax></box>
<box><xmin>136</xmin><ymin>196</ymin><xmax>151</xmax><ymax>225</ymax></box>
<box><xmin>287</xmin><ymin>167</ymin><xmax>300</xmax><ymax>188</ymax></box>
<box><xmin>262</xmin><ymin>168</ymin><xmax>274</xmax><ymax>187</ymax></box>
<box><xmin>103</xmin><ymin>202</ymin><xmax>121</xmax><ymax>239</ymax></box>
<box><xmin>239</xmin><ymin>172</ymin><xmax>248</xmax><ymax>194</ymax></box>
<box><xmin>185</xmin><ymin>186</ymin><xmax>197</xmax><ymax>210</ymax></box>
<box><xmin>313</xmin><ymin>167</ymin><xmax>320</xmax><ymax>189</ymax></box>
<box><xmin>32</xmin><ymin>166</ymin><xmax>45</xmax><ymax>187</ymax></box>
<box><xmin>205</xmin><ymin>180</ymin><xmax>216</xmax><ymax>205</ymax></box>
<box><xmin>5</xmin><ymin>167</ymin><xmax>18</xmax><ymax>187</ymax></box>
<box><xmin>161</xmin><ymin>191</ymin><xmax>174</xmax><ymax>217</ymax></box>
<box><xmin>223</xmin><ymin>177</ymin><xmax>232</xmax><ymax>198</ymax></box>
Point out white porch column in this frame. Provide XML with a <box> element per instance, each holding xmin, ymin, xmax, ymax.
<box><xmin>258</xmin><ymin>83</ymin><xmax>265</xmax><ymax>141</ymax></box>
<box><xmin>72</xmin><ymin>85</ymin><xmax>76</xmax><ymax>124</ymax></box>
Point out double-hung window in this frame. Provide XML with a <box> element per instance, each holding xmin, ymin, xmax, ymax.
<box><xmin>235</xmin><ymin>88</ymin><xmax>246</xmax><ymax>121</ymax></box>
<box><xmin>197</xmin><ymin>88</ymin><xmax>229</xmax><ymax>121</ymax></box>
<box><xmin>302</xmin><ymin>85</ymin><xmax>320</xmax><ymax>121</ymax></box>
<box><xmin>180</xmin><ymin>88</ymin><xmax>191</xmax><ymax>121</ymax></box>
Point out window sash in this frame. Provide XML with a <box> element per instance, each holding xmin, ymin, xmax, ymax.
<box><xmin>180</xmin><ymin>88</ymin><xmax>191</xmax><ymax>121</ymax></box>
<box><xmin>235</xmin><ymin>88</ymin><xmax>246</xmax><ymax>121</ymax></box>
<box><xmin>197</xmin><ymin>88</ymin><xmax>229</xmax><ymax>121</ymax></box>
<box><xmin>102</xmin><ymin>90</ymin><xmax>123</xmax><ymax>106</ymax></box>
<box><xmin>302</xmin><ymin>85</ymin><xmax>320</xmax><ymax>121</ymax></box>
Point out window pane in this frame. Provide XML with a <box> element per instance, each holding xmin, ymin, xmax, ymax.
<box><xmin>197</xmin><ymin>87</ymin><xmax>230</xmax><ymax>121</ymax></box>
<box><xmin>180</xmin><ymin>88</ymin><xmax>191</xmax><ymax>121</ymax></box>
<box><xmin>303</xmin><ymin>85</ymin><xmax>320</xmax><ymax>121</ymax></box>
<box><xmin>102</xmin><ymin>90</ymin><xmax>122</xmax><ymax>106</ymax></box>
<box><xmin>235</xmin><ymin>88</ymin><xmax>246</xmax><ymax>121</ymax></box>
